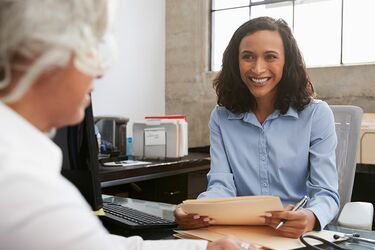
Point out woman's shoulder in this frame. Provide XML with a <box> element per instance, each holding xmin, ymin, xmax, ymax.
<box><xmin>303</xmin><ymin>99</ymin><xmax>331</xmax><ymax>114</ymax></box>
<box><xmin>300</xmin><ymin>99</ymin><xmax>334</xmax><ymax>123</ymax></box>
<box><xmin>211</xmin><ymin>105</ymin><xmax>247</xmax><ymax>120</ymax></box>
<box><xmin>211</xmin><ymin>105</ymin><xmax>229</xmax><ymax>118</ymax></box>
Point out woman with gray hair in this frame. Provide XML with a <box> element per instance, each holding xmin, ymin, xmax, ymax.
<box><xmin>0</xmin><ymin>1</ymin><xmax>255</xmax><ymax>249</ymax></box>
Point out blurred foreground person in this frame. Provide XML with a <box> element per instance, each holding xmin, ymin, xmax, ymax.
<box><xmin>0</xmin><ymin>1</ymin><xmax>254</xmax><ymax>249</ymax></box>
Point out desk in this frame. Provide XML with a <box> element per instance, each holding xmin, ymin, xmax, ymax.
<box><xmin>104</xmin><ymin>195</ymin><xmax>375</xmax><ymax>248</ymax></box>
<box><xmin>99</xmin><ymin>154</ymin><xmax>375</xmax><ymax>210</ymax></box>
<box><xmin>99</xmin><ymin>153</ymin><xmax>210</xmax><ymax>187</ymax></box>
<box><xmin>305</xmin><ymin>224</ymin><xmax>375</xmax><ymax>250</ymax></box>
<box><xmin>99</xmin><ymin>153</ymin><xmax>210</xmax><ymax>204</ymax></box>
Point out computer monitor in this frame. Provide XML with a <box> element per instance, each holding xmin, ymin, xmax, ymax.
<box><xmin>52</xmin><ymin>104</ymin><xmax>179</xmax><ymax>235</ymax></box>
<box><xmin>53</xmin><ymin>103</ymin><xmax>103</xmax><ymax>211</ymax></box>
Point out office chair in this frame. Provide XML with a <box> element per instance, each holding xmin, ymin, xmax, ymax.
<box><xmin>330</xmin><ymin>105</ymin><xmax>374</xmax><ymax>230</ymax></box>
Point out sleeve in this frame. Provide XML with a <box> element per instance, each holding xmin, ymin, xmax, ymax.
<box><xmin>198</xmin><ymin>107</ymin><xmax>237</xmax><ymax>199</ymax></box>
<box><xmin>305</xmin><ymin>101</ymin><xmax>340</xmax><ymax>230</ymax></box>
<box><xmin>111</xmin><ymin>235</ymin><xmax>208</xmax><ymax>250</ymax></box>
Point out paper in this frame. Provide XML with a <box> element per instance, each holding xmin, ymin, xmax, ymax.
<box><xmin>103</xmin><ymin>160</ymin><xmax>151</xmax><ymax>167</ymax></box>
<box><xmin>175</xmin><ymin>226</ymin><xmax>342</xmax><ymax>250</ymax></box>
<box><xmin>144</xmin><ymin>116</ymin><xmax>188</xmax><ymax>157</ymax></box>
<box><xmin>144</xmin><ymin>127</ymin><xmax>166</xmax><ymax>146</ymax></box>
<box><xmin>181</xmin><ymin>196</ymin><xmax>284</xmax><ymax>225</ymax></box>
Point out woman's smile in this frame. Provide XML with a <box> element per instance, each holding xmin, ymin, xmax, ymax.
<box><xmin>249</xmin><ymin>76</ymin><xmax>272</xmax><ymax>86</ymax></box>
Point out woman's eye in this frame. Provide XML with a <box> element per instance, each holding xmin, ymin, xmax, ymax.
<box><xmin>242</xmin><ymin>54</ymin><xmax>254</xmax><ymax>60</ymax></box>
<box><xmin>265</xmin><ymin>54</ymin><xmax>277</xmax><ymax>60</ymax></box>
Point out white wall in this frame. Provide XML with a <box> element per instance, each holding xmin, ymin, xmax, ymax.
<box><xmin>92</xmin><ymin>0</ymin><xmax>165</xmax><ymax>136</ymax></box>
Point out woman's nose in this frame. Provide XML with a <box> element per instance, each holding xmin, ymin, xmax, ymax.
<box><xmin>251</xmin><ymin>59</ymin><xmax>266</xmax><ymax>74</ymax></box>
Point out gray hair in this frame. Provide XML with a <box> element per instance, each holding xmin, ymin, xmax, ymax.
<box><xmin>0</xmin><ymin>0</ymin><xmax>111</xmax><ymax>103</ymax></box>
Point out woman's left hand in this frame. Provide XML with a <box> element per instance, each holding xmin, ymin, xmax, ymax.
<box><xmin>265</xmin><ymin>205</ymin><xmax>317</xmax><ymax>238</ymax></box>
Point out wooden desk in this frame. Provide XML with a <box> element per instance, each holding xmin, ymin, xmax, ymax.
<box><xmin>99</xmin><ymin>153</ymin><xmax>210</xmax><ymax>204</ymax></box>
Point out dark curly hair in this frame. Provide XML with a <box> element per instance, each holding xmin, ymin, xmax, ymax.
<box><xmin>213</xmin><ymin>16</ymin><xmax>315</xmax><ymax>114</ymax></box>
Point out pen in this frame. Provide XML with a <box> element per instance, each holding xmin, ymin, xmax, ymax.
<box><xmin>275</xmin><ymin>195</ymin><xmax>309</xmax><ymax>230</ymax></box>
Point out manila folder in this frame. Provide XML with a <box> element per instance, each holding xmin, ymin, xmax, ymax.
<box><xmin>181</xmin><ymin>196</ymin><xmax>284</xmax><ymax>225</ymax></box>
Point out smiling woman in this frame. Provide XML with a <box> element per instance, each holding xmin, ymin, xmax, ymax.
<box><xmin>174</xmin><ymin>17</ymin><xmax>340</xmax><ymax>240</ymax></box>
<box><xmin>214</xmin><ymin>17</ymin><xmax>314</xmax><ymax>116</ymax></box>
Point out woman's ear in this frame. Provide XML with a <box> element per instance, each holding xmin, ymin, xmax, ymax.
<box><xmin>0</xmin><ymin>69</ymin><xmax>17</xmax><ymax>99</ymax></box>
<box><xmin>0</xmin><ymin>53</ymin><xmax>34</xmax><ymax>99</ymax></box>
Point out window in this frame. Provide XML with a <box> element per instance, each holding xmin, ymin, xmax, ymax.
<box><xmin>212</xmin><ymin>8</ymin><xmax>249</xmax><ymax>69</ymax></box>
<box><xmin>211</xmin><ymin>0</ymin><xmax>375</xmax><ymax>71</ymax></box>
<box><xmin>342</xmin><ymin>0</ymin><xmax>375</xmax><ymax>64</ymax></box>
<box><xmin>294</xmin><ymin>0</ymin><xmax>341</xmax><ymax>66</ymax></box>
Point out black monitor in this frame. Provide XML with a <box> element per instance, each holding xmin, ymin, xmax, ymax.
<box><xmin>53</xmin><ymin>103</ymin><xmax>103</xmax><ymax>211</ymax></box>
<box><xmin>52</xmin><ymin>104</ymin><xmax>179</xmax><ymax>236</ymax></box>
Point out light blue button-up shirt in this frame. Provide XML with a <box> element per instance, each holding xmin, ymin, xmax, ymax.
<box><xmin>198</xmin><ymin>100</ymin><xmax>340</xmax><ymax>229</ymax></box>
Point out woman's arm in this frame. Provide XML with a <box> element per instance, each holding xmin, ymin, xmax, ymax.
<box><xmin>305</xmin><ymin>101</ymin><xmax>340</xmax><ymax>229</ymax></box>
<box><xmin>265</xmin><ymin>101</ymin><xmax>340</xmax><ymax>238</ymax></box>
<box><xmin>198</xmin><ymin>107</ymin><xmax>237</xmax><ymax>199</ymax></box>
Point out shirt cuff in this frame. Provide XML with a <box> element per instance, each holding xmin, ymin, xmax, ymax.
<box><xmin>306</xmin><ymin>207</ymin><xmax>327</xmax><ymax>230</ymax></box>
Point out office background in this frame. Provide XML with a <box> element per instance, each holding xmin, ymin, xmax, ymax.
<box><xmin>93</xmin><ymin>0</ymin><xmax>375</xmax><ymax>147</ymax></box>
<box><xmin>92</xmin><ymin>0</ymin><xmax>166</xmax><ymax>133</ymax></box>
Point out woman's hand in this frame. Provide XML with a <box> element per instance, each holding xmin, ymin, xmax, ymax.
<box><xmin>174</xmin><ymin>206</ymin><xmax>214</xmax><ymax>229</ymax></box>
<box><xmin>265</xmin><ymin>205</ymin><xmax>317</xmax><ymax>238</ymax></box>
<box><xmin>207</xmin><ymin>236</ymin><xmax>256</xmax><ymax>250</ymax></box>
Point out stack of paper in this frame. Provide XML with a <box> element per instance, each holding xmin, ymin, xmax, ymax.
<box><xmin>181</xmin><ymin>196</ymin><xmax>284</xmax><ymax>225</ymax></box>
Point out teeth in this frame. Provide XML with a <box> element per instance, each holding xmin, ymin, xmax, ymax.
<box><xmin>251</xmin><ymin>77</ymin><xmax>269</xmax><ymax>84</ymax></box>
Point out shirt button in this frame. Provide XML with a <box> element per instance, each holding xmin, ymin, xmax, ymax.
<box><xmin>263</xmin><ymin>183</ymin><xmax>267</xmax><ymax>187</ymax></box>
<box><xmin>261</xmin><ymin>156</ymin><xmax>266</xmax><ymax>161</ymax></box>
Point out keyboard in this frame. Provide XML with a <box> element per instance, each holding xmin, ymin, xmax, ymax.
<box><xmin>103</xmin><ymin>202</ymin><xmax>177</xmax><ymax>230</ymax></box>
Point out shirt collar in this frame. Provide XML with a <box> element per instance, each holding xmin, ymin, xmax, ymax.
<box><xmin>0</xmin><ymin>102</ymin><xmax>62</xmax><ymax>173</ymax></box>
<box><xmin>227</xmin><ymin>112</ymin><xmax>245</xmax><ymax>120</ymax></box>
<box><xmin>282</xmin><ymin>106</ymin><xmax>299</xmax><ymax>119</ymax></box>
<box><xmin>227</xmin><ymin>106</ymin><xmax>299</xmax><ymax>121</ymax></box>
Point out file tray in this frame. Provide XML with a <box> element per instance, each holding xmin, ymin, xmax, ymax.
<box><xmin>133</xmin><ymin>120</ymin><xmax>180</xmax><ymax>159</ymax></box>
